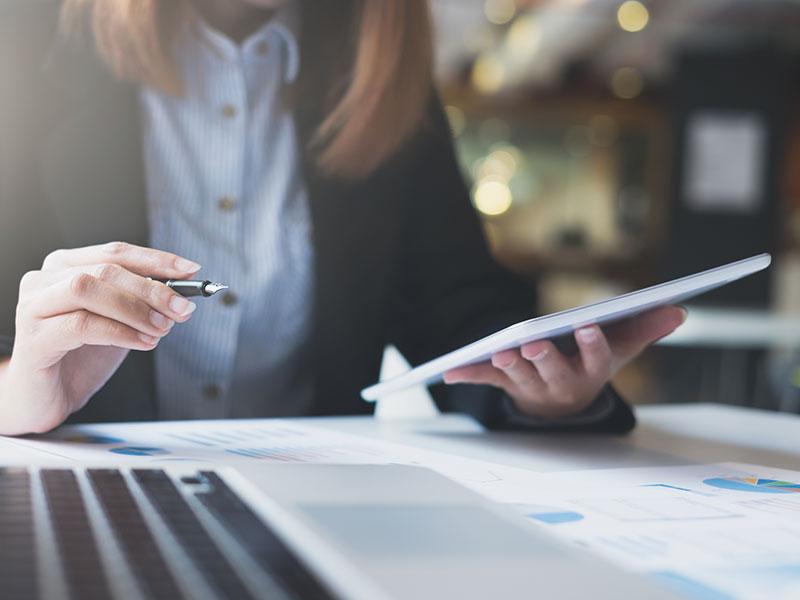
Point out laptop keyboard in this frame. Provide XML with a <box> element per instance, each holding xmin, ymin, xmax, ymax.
<box><xmin>132</xmin><ymin>469</ymin><xmax>255</xmax><ymax>600</ymax></box>
<box><xmin>0</xmin><ymin>467</ymin><xmax>336</xmax><ymax>600</ymax></box>
<box><xmin>87</xmin><ymin>469</ymin><xmax>183</xmax><ymax>600</ymax></box>
<box><xmin>41</xmin><ymin>469</ymin><xmax>113</xmax><ymax>599</ymax></box>
<box><xmin>197</xmin><ymin>471</ymin><xmax>332</xmax><ymax>599</ymax></box>
<box><xmin>0</xmin><ymin>468</ymin><xmax>38</xmax><ymax>599</ymax></box>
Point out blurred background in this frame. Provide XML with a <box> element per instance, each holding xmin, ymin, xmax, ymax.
<box><xmin>400</xmin><ymin>0</ymin><xmax>800</xmax><ymax>414</ymax></box>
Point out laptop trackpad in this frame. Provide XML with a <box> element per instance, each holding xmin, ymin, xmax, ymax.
<box><xmin>300</xmin><ymin>505</ymin><xmax>555</xmax><ymax>557</ymax></box>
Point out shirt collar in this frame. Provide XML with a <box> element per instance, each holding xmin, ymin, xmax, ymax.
<box><xmin>192</xmin><ymin>2</ymin><xmax>300</xmax><ymax>84</ymax></box>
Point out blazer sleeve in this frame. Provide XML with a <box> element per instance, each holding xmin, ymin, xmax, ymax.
<box><xmin>385</xmin><ymin>94</ymin><xmax>635</xmax><ymax>434</ymax></box>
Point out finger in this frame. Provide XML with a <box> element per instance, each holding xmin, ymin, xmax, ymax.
<box><xmin>520</xmin><ymin>341</ymin><xmax>575</xmax><ymax>396</ymax></box>
<box><xmin>18</xmin><ymin>269</ymin><xmax>46</xmax><ymax>300</ymax></box>
<box><xmin>41</xmin><ymin>241</ymin><xmax>201</xmax><ymax>278</ymax></box>
<box><xmin>18</xmin><ymin>265</ymin><xmax>196</xmax><ymax>322</ymax></box>
<box><xmin>490</xmin><ymin>349</ymin><xmax>547</xmax><ymax>395</ymax></box>
<box><xmin>22</xmin><ymin>273</ymin><xmax>178</xmax><ymax>338</ymax></box>
<box><xmin>574</xmin><ymin>325</ymin><xmax>612</xmax><ymax>380</ymax></box>
<box><xmin>443</xmin><ymin>361</ymin><xmax>510</xmax><ymax>389</ymax></box>
<box><xmin>605</xmin><ymin>305</ymin><xmax>688</xmax><ymax>361</ymax></box>
<box><xmin>37</xmin><ymin>310</ymin><xmax>160</xmax><ymax>354</ymax></box>
<box><xmin>88</xmin><ymin>263</ymin><xmax>198</xmax><ymax>321</ymax></box>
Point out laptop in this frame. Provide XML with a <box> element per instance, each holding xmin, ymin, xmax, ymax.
<box><xmin>1</xmin><ymin>462</ymin><xmax>677</xmax><ymax>599</ymax></box>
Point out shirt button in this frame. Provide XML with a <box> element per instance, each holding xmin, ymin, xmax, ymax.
<box><xmin>218</xmin><ymin>196</ymin><xmax>236</xmax><ymax>212</ymax></box>
<box><xmin>221</xmin><ymin>104</ymin><xmax>237</xmax><ymax>119</ymax></box>
<box><xmin>203</xmin><ymin>384</ymin><xmax>221</xmax><ymax>401</ymax></box>
<box><xmin>222</xmin><ymin>292</ymin><xmax>238</xmax><ymax>307</ymax></box>
<box><xmin>257</xmin><ymin>41</ymin><xmax>270</xmax><ymax>56</ymax></box>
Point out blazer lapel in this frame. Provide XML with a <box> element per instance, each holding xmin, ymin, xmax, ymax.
<box><xmin>292</xmin><ymin>77</ymin><xmax>400</xmax><ymax>416</ymax></box>
<box><xmin>40</xmin><ymin>30</ymin><xmax>148</xmax><ymax>249</ymax></box>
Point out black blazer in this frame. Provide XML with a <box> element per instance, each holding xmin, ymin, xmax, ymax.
<box><xmin>0</xmin><ymin>1</ymin><xmax>634</xmax><ymax>433</ymax></box>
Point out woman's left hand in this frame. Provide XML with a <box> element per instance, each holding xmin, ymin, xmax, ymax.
<box><xmin>442</xmin><ymin>305</ymin><xmax>687</xmax><ymax>419</ymax></box>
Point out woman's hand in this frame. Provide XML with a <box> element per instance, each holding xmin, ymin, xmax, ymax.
<box><xmin>443</xmin><ymin>305</ymin><xmax>687</xmax><ymax>419</ymax></box>
<box><xmin>0</xmin><ymin>242</ymin><xmax>201</xmax><ymax>435</ymax></box>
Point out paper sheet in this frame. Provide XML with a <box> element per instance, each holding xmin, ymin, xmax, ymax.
<box><xmin>474</xmin><ymin>462</ymin><xmax>800</xmax><ymax>600</ymax></box>
<box><xmin>4</xmin><ymin>421</ymin><xmax>800</xmax><ymax>599</ymax></box>
<box><xmin>0</xmin><ymin>418</ymin><xmax>521</xmax><ymax>485</ymax></box>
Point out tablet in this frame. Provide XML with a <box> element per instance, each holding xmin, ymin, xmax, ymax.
<box><xmin>361</xmin><ymin>253</ymin><xmax>771</xmax><ymax>401</ymax></box>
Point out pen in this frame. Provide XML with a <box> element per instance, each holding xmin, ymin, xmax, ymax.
<box><xmin>148</xmin><ymin>278</ymin><xmax>229</xmax><ymax>298</ymax></box>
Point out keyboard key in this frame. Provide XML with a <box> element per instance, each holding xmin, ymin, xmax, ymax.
<box><xmin>87</xmin><ymin>469</ymin><xmax>185</xmax><ymax>600</ymax></box>
<box><xmin>133</xmin><ymin>469</ymin><xmax>255</xmax><ymax>600</ymax></box>
<box><xmin>41</xmin><ymin>469</ymin><xmax>112</xmax><ymax>600</ymax></box>
<box><xmin>0</xmin><ymin>469</ymin><xmax>37</xmax><ymax>600</ymax></box>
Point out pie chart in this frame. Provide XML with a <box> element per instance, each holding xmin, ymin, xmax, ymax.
<box><xmin>703</xmin><ymin>476</ymin><xmax>800</xmax><ymax>494</ymax></box>
<box><xmin>511</xmin><ymin>504</ymin><xmax>585</xmax><ymax>524</ymax></box>
<box><xmin>109</xmin><ymin>447</ymin><xmax>170</xmax><ymax>457</ymax></box>
<box><xmin>64</xmin><ymin>435</ymin><xmax>123</xmax><ymax>444</ymax></box>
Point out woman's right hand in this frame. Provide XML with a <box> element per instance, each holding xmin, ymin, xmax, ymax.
<box><xmin>0</xmin><ymin>242</ymin><xmax>202</xmax><ymax>435</ymax></box>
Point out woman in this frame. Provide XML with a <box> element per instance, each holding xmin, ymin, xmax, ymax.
<box><xmin>0</xmin><ymin>0</ymin><xmax>684</xmax><ymax>435</ymax></box>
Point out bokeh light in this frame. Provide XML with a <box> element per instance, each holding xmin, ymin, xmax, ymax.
<box><xmin>493</xmin><ymin>143</ymin><xmax>524</xmax><ymax>169</ymax></box>
<box><xmin>609</xmin><ymin>67</ymin><xmax>644</xmax><ymax>99</ymax></box>
<box><xmin>477</xmin><ymin>149</ymin><xmax>518</xmax><ymax>181</ymax></box>
<box><xmin>506</xmin><ymin>14</ymin><xmax>542</xmax><ymax>59</ymax></box>
<box><xmin>617</xmin><ymin>1</ymin><xmax>650</xmax><ymax>33</ymax></box>
<box><xmin>472</xmin><ymin>53</ymin><xmax>506</xmax><ymax>95</ymax></box>
<box><xmin>473</xmin><ymin>179</ymin><xmax>513</xmax><ymax>216</ymax></box>
<box><xmin>484</xmin><ymin>0</ymin><xmax>517</xmax><ymax>25</ymax></box>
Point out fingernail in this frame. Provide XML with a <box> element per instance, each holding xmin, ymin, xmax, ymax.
<box><xmin>443</xmin><ymin>373</ymin><xmax>459</xmax><ymax>384</ymax></box>
<box><xmin>492</xmin><ymin>354</ymin><xmax>514</xmax><ymax>368</ymax></box>
<box><xmin>175</xmin><ymin>258</ymin><xmax>201</xmax><ymax>273</ymax></box>
<box><xmin>170</xmin><ymin>296</ymin><xmax>197</xmax><ymax>316</ymax></box>
<box><xmin>530</xmin><ymin>349</ymin><xmax>549</xmax><ymax>361</ymax></box>
<box><xmin>678</xmin><ymin>307</ymin><xmax>689</xmax><ymax>322</ymax></box>
<box><xmin>577</xmin><ymin>327</ymin><xmax>598</xmax><ymax>343</ymax></box>
<box><xmin>138</xmin><ymin>333</ymin><xmax>157</xmax><ymax>345</ymax></box>
<box><xmin>149</xmin><ymin>310</ymin><xmax>174</xmax><ymax>330</ymax></box>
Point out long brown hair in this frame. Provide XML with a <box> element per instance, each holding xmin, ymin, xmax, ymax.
<box><xmin>61</xmin><ymin>0</ymin><xmax>433</xmax><ymax>179</ymax></box>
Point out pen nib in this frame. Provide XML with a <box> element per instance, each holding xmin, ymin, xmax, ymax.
<box><xmin>203</xmin><ymin>283</ymin><xmax>229</xmax><ymax>296</ymax></box>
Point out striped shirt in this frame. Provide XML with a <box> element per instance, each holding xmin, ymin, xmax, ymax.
<box><xmin>139</xmin><ymin>7</ymin><xmax>315</xmax><ymax>420</ymax></box>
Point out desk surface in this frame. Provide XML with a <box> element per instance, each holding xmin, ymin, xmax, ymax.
<box><xmin>304</xmin><ymin>403</ymin><xmax>800</xmax><ymax>472</ymax></box>
<box><xmin>3</xmin><ymin>402</ymin><xmax>796</xmax><ymax>600</ymax></box>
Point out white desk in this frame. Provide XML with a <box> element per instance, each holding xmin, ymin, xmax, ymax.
<box><xmin>307</xmin><ymin>402</ymin><xmax>800</xmax><ymax>472</ymax></box>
